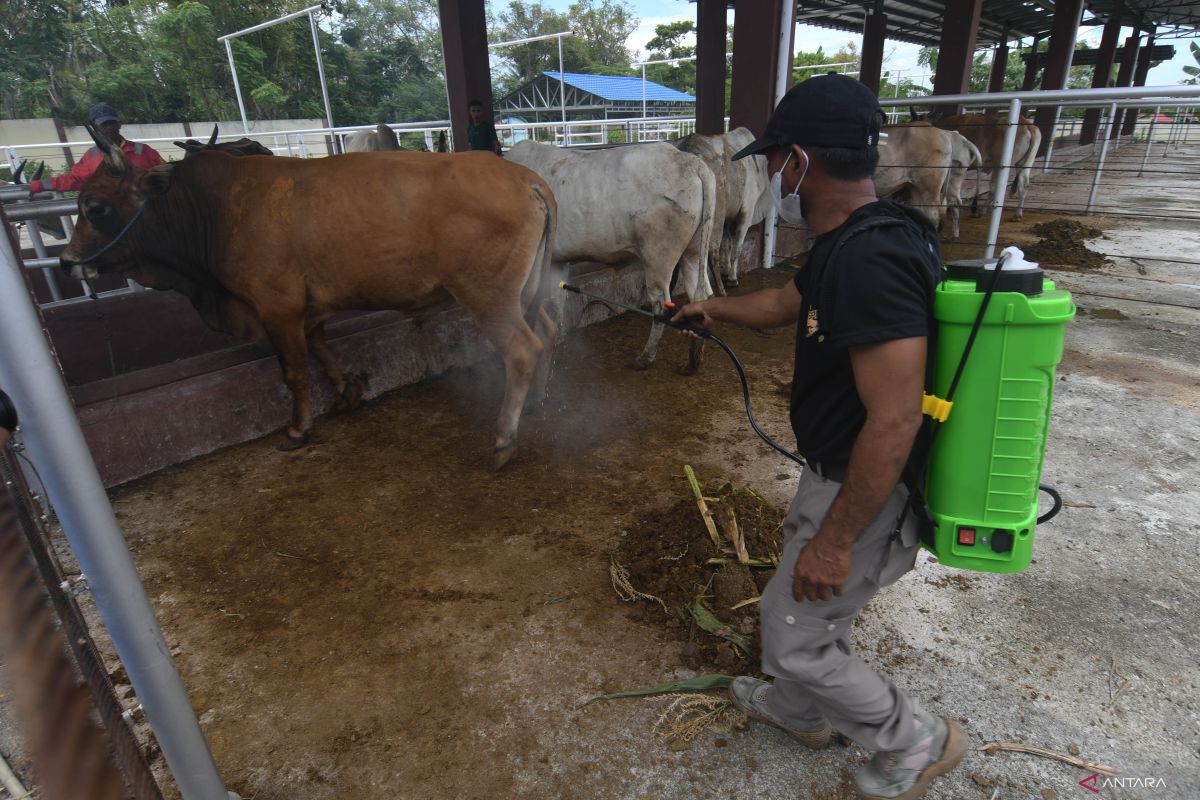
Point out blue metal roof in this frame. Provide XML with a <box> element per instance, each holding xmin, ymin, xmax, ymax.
<box><xmin>544</xmin><ymin>72</ymin><xmax>695</xmax><ymax>103</ymax></box>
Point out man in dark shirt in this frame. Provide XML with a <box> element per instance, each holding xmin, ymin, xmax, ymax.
<box><xmin>467</xmin><ymin>99</ymin><xmax>502</xmax><ymax>154</ymax></box>
<box><xmin>674</xmin><ymin>74</ymin><xmax>963</xmax><ymax>800</ymax></box>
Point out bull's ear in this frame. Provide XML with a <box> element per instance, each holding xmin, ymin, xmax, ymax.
<box><xmin>137</xmin><ymin>164</ymin><xmax>174</xmax><ymax>198</ymax></box>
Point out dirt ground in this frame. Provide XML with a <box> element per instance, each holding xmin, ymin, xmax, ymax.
<box><xmin>5</xmin><ymin>141</ymin><xmax>1197</xmax><ymax>800</ymax></box>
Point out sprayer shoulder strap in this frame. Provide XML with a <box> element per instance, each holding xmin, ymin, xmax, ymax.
<box><xmin>800</xmin><ymin>214</ymin><xmax>911</xmax><ymax>335</ymax></box>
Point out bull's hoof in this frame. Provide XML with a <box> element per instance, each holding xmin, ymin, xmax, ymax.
<box><xmin>277</xmin><ymin>431</ymin><xmax>311</xmax><ymax>451</ymax></box>
<box><xmin>494</xmin><ymin>443</ymin><xmax>516</xmax><ymax>470</ymax></box>
<box><xmin>677</xmin><ymin>363</ymin><xmax>699</xmax><ymax>377</ymax></box>
<box><xmin>628</xmin><ymin>357</ymin><xmax>653</xmax><ymax>372</ymax></box>
<box><xmin>722</xmin><ymin>277</ymin><xmax>739</xmax><ymax>290</ymax></box>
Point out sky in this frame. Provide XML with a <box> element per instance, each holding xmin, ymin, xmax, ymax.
<box><xmin>530</xmin><ymin>0</ymin><xmax>1199</xmax><ymax>88</ymax></box>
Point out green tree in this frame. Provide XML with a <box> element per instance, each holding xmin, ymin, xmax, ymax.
<box><xmin>0</xmin><ymin>0</ymin><xmax>453</xmax><ymax>126</ymax></box>
<box><xmin>793</xmin><ymin>42</ymin><xmax>859</xmax><ymax>83</ymax></box>
<box><xmin>489</xmin><ymin>0</ymin><xmax>638</xmax><ymax>95</ymax></box>
<box><xmin>644</xmin><ymin>20</ymin><xmax>695</xmax><ymax>95</ymax></box>
<box><xmin>1184</xmin><ymin>41</ymin><xmax>1199</xmax><ymax>85</ymax></box>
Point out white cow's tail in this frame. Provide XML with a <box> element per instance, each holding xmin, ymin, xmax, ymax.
<box><xmin>963</xmin><ymin>137</ymin><xmax>983</xmax><ymax>204</ymax></box>
<box><xmin>686</xmin><ymin>160</ymin><xmax>717</xmax><ymax>301</ymax></box>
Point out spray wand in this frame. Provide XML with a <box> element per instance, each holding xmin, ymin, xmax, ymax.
<box><xmin>558</xmin><ymin>282</ymin><xmax>805</xmax><ymax>467</ymax></box>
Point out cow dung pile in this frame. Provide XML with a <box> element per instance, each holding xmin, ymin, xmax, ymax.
<box><xmin>612</xmin><ymin>473</ymin><xmax>786</xmax><ymax>674</ymax></box>
<box><xmin>1023</xmin><ymin>219</ymin><xmax>1110</xmax><ymax>271</ymax></box>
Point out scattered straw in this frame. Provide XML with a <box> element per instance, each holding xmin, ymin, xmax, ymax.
<box><xmin>610</xmin><ymin>560</ymin><xmax>668</xmax><ymax>612</ymax></box>
<box><xmin>978</xmin><ymin>742</ymin><xmax>1119</xmax><ymax>777</ymax></box>
<box><xmin>652</xmin><ymin>693</ymin><xmax>740</xmax><ymax>745</ymax></box>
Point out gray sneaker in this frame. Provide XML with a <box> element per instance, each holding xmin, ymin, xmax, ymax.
<box><xmin>727</xmin><ymin>676</ymin><xmax>833</xmax><ymax>749</ymax></box>
<box><xmin>854</xmin><ymin>709</ymin><xmax>967</xmax><ymax>800</ymax></box>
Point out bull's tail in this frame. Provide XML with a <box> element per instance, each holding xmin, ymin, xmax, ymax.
<box><xmin>685</xmin><ymin>159</ymin><xmax>718</xmax><ymax>301</ymax></box>
<box><xmin>526</xmin><ymin>180</ymin><xmax>559</xmax><ymax>326</ymax></box>
<box><xmin>523</xmin><ymin>178</ymin><xmax>561</xmax><ymax>409</ymax></box>
<box><xmin>1011</xmin><ymin>122</ymin><xmax>1041</xmax><ymax>198</ymax></box>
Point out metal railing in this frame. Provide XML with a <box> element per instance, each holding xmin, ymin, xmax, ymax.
<box><xmin>2</xmin><ymin>114</ymin><xmax>710</xmax><ymax>170</ymax></box>
<box><xmin>878</xmin><ymin>84</ymin><xmax>1200</xmax><ymax>259</ymax></box>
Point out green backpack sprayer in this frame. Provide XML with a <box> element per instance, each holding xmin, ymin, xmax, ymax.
<box><xmin>559</xmin><ymin>244</ymin><xmax>1074</xmax><ymax>575</ymax></box>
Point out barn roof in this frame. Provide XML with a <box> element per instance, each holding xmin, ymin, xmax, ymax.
<box><xmin>544</xmin><ymin>72</ymin><xmax>695</xmax><ymax>103</ymax></box>
<box><xmin>495</xmin><ymin>72</ymin><xmax>695</xmax><ymax>117</ymax></box>
<box><xmin>719</xmin><ymin>1</ymin><xmax>1200</xmax><ymax>47</ymax></box>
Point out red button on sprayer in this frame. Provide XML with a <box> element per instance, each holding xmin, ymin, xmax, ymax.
<box><xmin>957</xmin><ymin>527</ymin><xmax>976</xmax><ymax>546</ymax></box>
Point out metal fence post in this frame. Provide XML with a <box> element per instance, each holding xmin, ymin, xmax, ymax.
<box><xmin>1042</xmin><ymin>111</ymin><xmax>1056</xmax><ymax>174</ymax></box>
<box><xmin>1139</xmin><ymin>105</ymin><xmax>1160</xmax><ymax>176</ymax></box>
<box><xmin>0</xmin><ymin>224</ymin><xmax>238</xmax><ymax>800</ymax></box>
<box><xmin>983</xmin><ymin>98</ymin><xmax>1022</xmax><ymax>260</ymax></box>
<box><xmin>24</xmin><ymin>223</ymin><xmax>63</xmax><ymax>302</ymax></box>
<box><xmin>1086</xmin><ymin>102</ymin><xmax>1118</xmax><ymax>214</ymax></box>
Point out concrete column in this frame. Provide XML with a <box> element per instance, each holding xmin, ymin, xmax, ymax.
<box><xmin>981</xmin><ymin>37</ymin><xmax>1010</xmax><ymax>116</ymax></box>
<box><xmin>860</xmin><ymin>1</ymin><xmax>888</xmax><ymax>94</ymax></box>
<box><xmin>695</xmin><ymin>0</ymin><xmax>728</xmax><ymax>134</ymax></box>
<box><xmin>987</xmin><ymin>38</ymin><xmax>1010</xmax><ymax>94</ymax></box>
<box><xmin>1080</xmin><ymin>13</ymin><xmax>1123</xmax><ymax>144</ymax></box>
<box><xmin>438</xmin><ymin>0</ymin><xmax>493</xmax><ymax>152</ymax></box>
<box><xmin>1122</xmin><ymin>28</ymin><xmax>1155</xmax><ymax>135</ymax></box>
<box><xmin>1110</xmin><ymin>30</ymin><xmax>1141</xmax><ymax>139</ymax></box>
<box><xmin>1021</xmin><ymin>35</ymin><xmax>1041</xmax><ymax>91</ymax></box>
<box><xmin>730</xmin><ymin>0</ymin><xmax>793</xmax><ymax>133</ymax></box>
<box><xmin>1033</xmin><ymin>0</ymin><xmax>1084</xmax><ymax>154</ymax></box>
<box><xmin>931</xmin><ymin>0</ymin><xmax>983</xmax><ymax>116</ymax></box>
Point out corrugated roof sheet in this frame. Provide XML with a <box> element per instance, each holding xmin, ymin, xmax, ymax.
<box><xmin>544</xmin><ymin>72</ymin><xmax>695</xmax><ymax>102</ymax></box>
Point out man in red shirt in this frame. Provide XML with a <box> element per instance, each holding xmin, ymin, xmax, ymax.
<box><xmin>27</xmin><ymin>104</ymin><xmax>164</xmax><ymax>194</ymax></box>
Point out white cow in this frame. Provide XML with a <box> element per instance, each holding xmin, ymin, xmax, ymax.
<box><xmin>942</xmin><ymin>130</ymin><xmax>983</xmax><ymax>240</ymax></box>
<box><xmin>876</xmin><ymin>123</ymin><xmax>954</xmax><ymax>229</ymax></box>
<box><xmin>346</xmin><ymin>123</ymin><xmax>401</xmax><ymax>152</ymax></box>
<box><xmin>673</xmin><ymin>127</ymin><xmax>770</xmax><ymax>290</ymax></box>
<box><xmin>508</xmin><ymin>140</ymin><xmax>716</xmax><ymax>373</ymax></box>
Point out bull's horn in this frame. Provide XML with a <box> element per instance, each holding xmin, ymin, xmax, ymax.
<box><xmin>31</xmin><ymin>161</ymin><xmax>44</xmax><ymax>181</ymax></box>
<box><xmin>88</xmin><ymin>122</ymin><xmax>128</xmax><ymax>173</ymax></box>
<box><xmin>208</xmin><ymin>125</ymin><xmax>219</xmax><ymax>146</ymax></box>
<box><xmin>12</xmin><ymin>160</ymin><xmax>26</xmax><ymax>183</ymax></box>
<box><xmin>84</xmin><ymin>121</ymin><xmax>112</xmax><ymax>155</ymax></box>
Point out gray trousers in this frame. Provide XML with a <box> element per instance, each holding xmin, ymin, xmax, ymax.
<box><xmin>760</xmin><ymin>468</ymin><xmax>923</xmax><ymax>753</ymax></box>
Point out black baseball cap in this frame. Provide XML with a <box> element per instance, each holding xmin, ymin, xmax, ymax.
<box><xmin>89</xmin><ymin>103</ymin><xmax>120</xmax><ymax>125</ymax></box>
<box><xmin>731</xmin><ymin>73</ymin><xmax>885</xmax><ymax>160</ymax></box>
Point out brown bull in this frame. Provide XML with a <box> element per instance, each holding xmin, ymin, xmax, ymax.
<box><xmin>933</xmin><ymin>113</ymin><xmax>1042</xmax><ymax>220</ymax></box>
<box><xmin>60</xmin><ymin>125</ymin><xmax>558</xmax><ymax>468</ymax></box>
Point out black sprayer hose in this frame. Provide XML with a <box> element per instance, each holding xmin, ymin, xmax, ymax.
<box><xmin>558</xmin><ymin>281</ymin><xmax>806</xmax><ymax>466</ymax></box>
<box><xmin>557</xmin><ymin>282</ymin><xmax>1063</xmax><ymax>525</ymax></box>
<box><xmin>1037</xmin><ymin>484</ymin><xmax>1062</xmax><ymax>525</ymax></box>
<box><xmin>703</xmin><ymin>330</ymin><xmax>806</xmax><ymax>467</ymax></box>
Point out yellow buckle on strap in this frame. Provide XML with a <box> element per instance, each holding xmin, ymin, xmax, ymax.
<box><xmin>922</xmin><ymin>393</ymin><xmax>953</xmax><ymax>423</ymax></box>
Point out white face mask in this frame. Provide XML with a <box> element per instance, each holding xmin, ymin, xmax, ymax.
<box><xmin>770</xmin><ymin>150</ymin><xmax>809</xmax><ymax>225</ymax></box>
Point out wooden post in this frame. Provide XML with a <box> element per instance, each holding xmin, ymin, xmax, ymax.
<box><xmin>1080</xmin><ymin>13</ymin><xmax>1123</xmax><ymax>145</ymax></box>
<box><xmin>438</xmin><ymin>0</ymin><xmax>494</xmax><ymax>153</ymax></box>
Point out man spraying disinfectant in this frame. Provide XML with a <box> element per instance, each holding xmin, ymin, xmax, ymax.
<box><xmin>668</xmin><ymin>73</ymin><xmax>1073</xmax><ymax>800</ymax></box>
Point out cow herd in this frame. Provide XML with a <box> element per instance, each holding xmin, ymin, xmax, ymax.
<box><xmin>56</xmin><ymin>115</ymin><xmax>1038</xmax><ymax>467</ymax></box>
